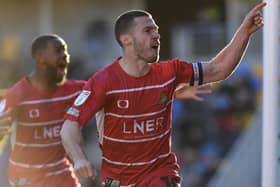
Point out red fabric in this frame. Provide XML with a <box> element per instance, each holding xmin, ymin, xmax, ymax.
<box><xmin>8</xmin><ymin>163</ymin><xmax>80</xmax><ymax>187</ymax></box>
<box><xmin>65</xmin><ymin>57</ymin><xmax>197</xmax><ymax>185</ymax></box>
<box><xmin>137</xmin><ymin>167</ymin><xmax>181</xmax><ymax>187</ymax></box>
<box><xmin>2</xmin><ymin>77</ymin><xmax>85</xmax><ymax>186</ymax></box>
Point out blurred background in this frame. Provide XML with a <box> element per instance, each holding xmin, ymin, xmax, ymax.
<box><xmin>0</xmin><ymin>0</ymin><xmax>274</xmax><ymax>187</ymax></box>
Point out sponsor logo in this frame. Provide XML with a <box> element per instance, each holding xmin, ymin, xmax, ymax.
<box><xmin>29</xmin><ymin>109</ymin><xmax>40</xmax><ymax>118</ymax></box>
<box><xmin>0</xmin><ymin>99</ymin><xmax>6</xmax><ymax>113</ymax></box>
<box><xmin>34</xmin><ymin>125</ymin><xmax>61</xmax><ymax>139</ymax></box>
<box><xmin>66</xmin><ymin>107</ymin><xmax>80</xmax><ymax>117</ymax></box>
<box><xmin>123</xmin><ymin>117</ymin><xmax>164</xmax><ymax>135</ymax></box>
<box><xmin>74</xmin><ymin>90</ymin><xmax>91</xmax><ymax>106</ymax></box>
<box><xmin>117</xmin><ymin>100</ymin><xmax>129</xmax><ymax>109</ymax></box>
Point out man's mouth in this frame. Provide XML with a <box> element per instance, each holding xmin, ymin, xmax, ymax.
<box><xmin>57</xmin><ymin>65</ymin><xmax>67</xmax><ymax>75</ymax></box>
<box><xmin>151</xmin><ymin>41</ymin><xmax>160</xmax><ymax>50</ymax></box>
<box><xmin>151</xmin><ymin>44</ymin><xmax>159</xmax><ymax>50</ymax></box>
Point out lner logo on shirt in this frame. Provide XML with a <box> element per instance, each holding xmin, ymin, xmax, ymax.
<box><xmin>34</xmin><ymin>125</ymin><xmax>61</xmax><ymax>139</ymax></box>
<box><xmin>123</xmin><ymin>116</ymin><xmax>164</xmax><ymax>135</ymax></box>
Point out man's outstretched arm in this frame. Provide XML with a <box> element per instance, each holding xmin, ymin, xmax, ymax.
<box><xmin>60</xmin><ymin>119</ymin><xmax>96</xmax><ymax>179</ymax></box>
<box><xmin>202</xmin><ymin>2</ymin><xmax>266</xmax><ymax>84</ymax></box>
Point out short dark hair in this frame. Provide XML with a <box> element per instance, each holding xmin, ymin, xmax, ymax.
<box><xmin>114</xmin><ymin>10</ymin><xmax>151</xmax><ymax>46</ymax></box>
<box><xmin>31</xmin><ymin>34</ymin><xmax>62</xmax><ymax>58</ymax></box>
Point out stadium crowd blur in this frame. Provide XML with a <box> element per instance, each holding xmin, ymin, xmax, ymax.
<box><xmin>171</xmin><ymin>62</ymin><xmax>261</xmax><ymax>187</ymax></box>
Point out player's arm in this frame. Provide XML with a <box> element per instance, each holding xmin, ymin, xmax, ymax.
<box><xmin>60</xmin><ymin>119</ymin><xmax>97</xmax><ymax>179</ymax></box>
<box><xmin>0</xmin><ymin>109</ymin><xmax>12</xmax><ymax>139</ymax></box>
<box><xmin>174</xmin><ymin>85</ymin><xmax>211</xmax><ymax>101</ymax></box>
<box><xmin>202</xmin><ymin>2</ymin><xmax>266</xmax><ymax>84</ymax></box>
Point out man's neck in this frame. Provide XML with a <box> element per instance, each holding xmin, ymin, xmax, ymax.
<box><xmin>28</xmin><ymin>71</ymin><xmax>57</xmax><ymax>91</ymax></box>
<box><xmin>119</xmin><ymin>55</ymin><xmax>151</xmax><ymax>78</ymax></box>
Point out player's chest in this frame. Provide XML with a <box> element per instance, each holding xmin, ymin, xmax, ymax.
<box><xmin>107</xmin><ymin>83</ymin><xmax>174</xmax><ymax>113</ymax></box>
<box><xmin>16</xmin><ymin>98</ymin><xmax>72</xmax><ymax>122</ymax></box>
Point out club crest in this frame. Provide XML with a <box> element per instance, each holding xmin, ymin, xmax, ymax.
<box><xmin>159</xmin><ymin>91</ymin><xmax>168</xmax><ymax>104</ymax></box>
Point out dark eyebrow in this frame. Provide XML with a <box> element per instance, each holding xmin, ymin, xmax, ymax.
<box><xmin>144</xmin><ymin>25</ymin><xmax>159</xmax><ymax>30</ymax></box>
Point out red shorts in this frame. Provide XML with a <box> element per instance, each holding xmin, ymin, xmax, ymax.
<box><xmin>137</xmin><ymin>167</ymin><xmax>182</xmax><ymax>187</ymax></box>
<box><xmin>101</xmin><ymin>153</ymin><xmax>181</xmax><ymax>187</ymax></box>
<box><xmin>8</xmin><ymin>164</ymin><xmax>80</xmax><ymax>187</ymax></box>
<box><xmin>101</xmin><ymin>167</ymin><xmax>181</xmax><ymax>187</ymax></box>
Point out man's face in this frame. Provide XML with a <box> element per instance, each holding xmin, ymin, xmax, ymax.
<box><xmin>41</xmin><ymin>39</ymin><xmax>70</xmax><ymax>84</ymax></box>
<box><xmin>130</xmin><ymin>16</ymin><xmax>160</xmax><ymax>63</ymax></box>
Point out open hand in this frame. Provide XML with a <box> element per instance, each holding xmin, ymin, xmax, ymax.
<box><xmin>174</xmin><ymin>84</ymin><xmax>212</xmax><ymax>101</ymax></box>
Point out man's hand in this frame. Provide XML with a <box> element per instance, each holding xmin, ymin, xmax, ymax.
<box><xmin>74</xmin><ymin>159</ymin><xmax>97</xmax><ymax>180</ymax></box>
<box><xmin>60</xmin><ymin>120</ymin><xmax>96</xmax><ymax>180</ymax></box>
<box><xmin>0</xmin><ymin>109</ymin><xmax>12</xmax><ymax>138</ymax></box>
<box><xmin>240</xmin><ymin>2</ymin><xmax>266</xmax><ymax>35</ymax></box>
<box><xmin>174</xmin><ymin>85</ymin><xmax>211</xmax><ymax>101</ymax></box>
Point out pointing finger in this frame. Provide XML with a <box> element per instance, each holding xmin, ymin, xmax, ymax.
<box><xmin>252</xmin><ymin>2</ymin><xmax>267</xmax><ymax>12</ymax></box>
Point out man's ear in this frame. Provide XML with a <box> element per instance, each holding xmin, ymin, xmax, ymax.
<box><xmin>34</xmin><ymin>50</ymin><xmax>45</xmax><ymax>65</ymax></box>
<box><xmin>119</xmin><ymin>34</ymin><xmax>132</xmax><ymax>47</ymax></box>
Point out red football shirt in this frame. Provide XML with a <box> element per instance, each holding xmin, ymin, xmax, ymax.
<box><xmin>65</xmin><ymin>58</ymin><xmax>203</xmax><ymax>186</ymax></box>
<box><xmin>0</xmin><ymin>77</ymin><xmax>85</xmax><ymax>186</ymax></box>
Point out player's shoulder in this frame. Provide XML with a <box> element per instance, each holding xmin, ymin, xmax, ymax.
<box><xmin>63</xmin><ymin>79</ymin><xmax>86</xmax><ymax>89</ymax></box>
<box><xmin>91</xmin><ymin>60</ymin><xmax>118</xmax><ymax>81</ymax></box>
<box><xmin>3</xmin><ymin>77</ymin><xmax>31</xmax><ymax>103</ymax></box>
<box><xmin>6</xmin><ymin>77</ymin><xmax>29</xmax><ymax>95</ymax></box>
<box><xmin>154</xmin><ymin>58</ymin><xmax>191</xmax><ymax>69</ymax></box>
<box><xmin>151</xmin><ymin>58</ymin><xmax>180</xmax><ymax>69</ymax></box>
<box><xmin>65</xmin><ymin>79</ymin><xmax>86</xmax><ymax>86</ymax></box>
<box><xmin>158</xmin><ymin>58</ymin><xmax>187</xmax><ymax>65</ymax></box>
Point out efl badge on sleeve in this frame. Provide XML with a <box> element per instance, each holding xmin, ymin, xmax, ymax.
<box><xmin>0</xmin><ymin>99</ymin><xmax>6</xmax><ymax>113</ymax></box>
<box><xmin>74</xmin><ymin>90</ymin><xmax>91</xmax><ymax>106</ymax></box>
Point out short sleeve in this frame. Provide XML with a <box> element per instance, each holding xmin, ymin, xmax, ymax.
<box><xmin>64</xmin><ymin>74</ymin><xmax>106</xmax><ymax>127</ymax></box>
<box><xmin>0</xmin><ymin>98</ymin><xmax>7</xmax><ymax>114</ymax></box>
<box><xmin>0</xmin><ymin>85</ymin><xmax>22</xmax><ymax>118</ymax></box>
<box><xmin>173</xmin><ymin>58</ymin><xmax>203</xmax><ymax>86</ymax></box>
